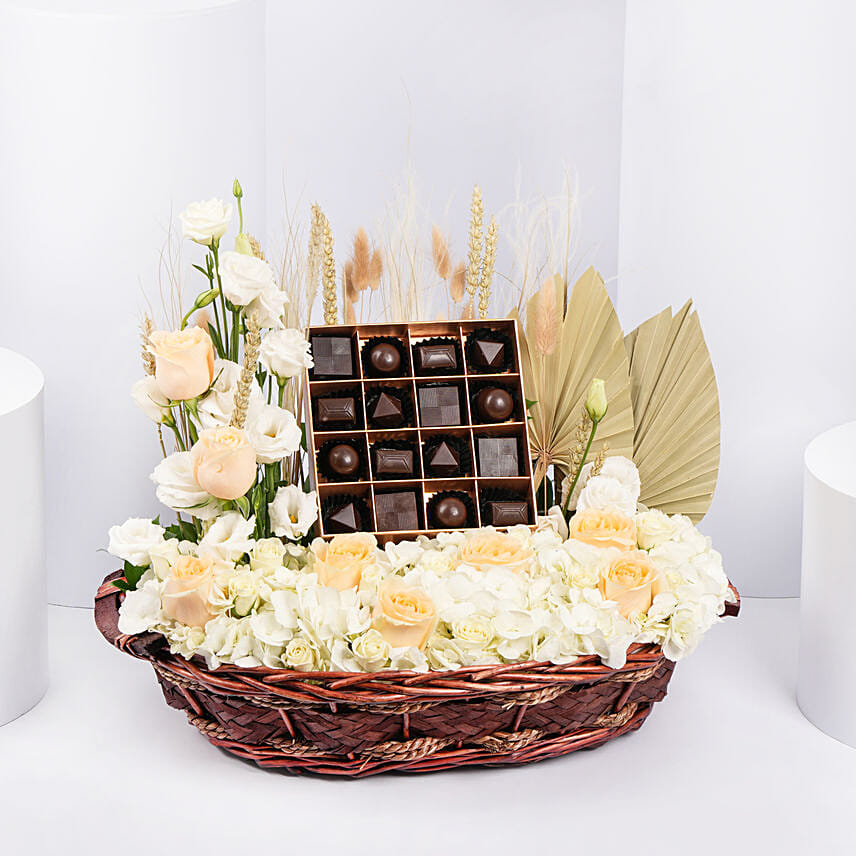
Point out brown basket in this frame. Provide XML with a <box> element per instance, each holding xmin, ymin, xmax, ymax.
<box><xmin>94</xmin><ymin>571</ymin><xmax>739</xmax><ymax>778</ymax></box>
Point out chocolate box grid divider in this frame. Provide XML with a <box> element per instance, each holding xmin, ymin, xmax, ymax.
<box><xmin>305</xmin><ymin>319</ymin><xmax>538</xmax><ymax>543</ymax></box>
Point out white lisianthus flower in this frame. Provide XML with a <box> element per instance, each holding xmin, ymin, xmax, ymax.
<box><xmin>351</xmin><ymin>629</ymin><xmax>391</xmax><ymax>671</ymax></box>
<box><xmin>577</xmin><ymin>475</ymin><xmax>637</xmax><ymax>517</ymax></box>
<box><xmin>246</xmin><ymin>404</ymin><xmax>301</xmax><ymax>464</ymax></box>
<box><xmin>250</xmin><ymin>538</ymin><xmax>287</xmax><ymax>573</ymax></box>
<box><xmin>284</xmin><ymin>637</ymin><xmax>317</xmax><ymax>671</ymax></box>
<box><xmin>534</xmin><ymin>506</ymin><xmax>568</xmax><ymax>543</ymax></box>
<box><xmin>117</xmin><ymin>579</ymin><xmax>164</xmax><ymax>635</ymax></box>
<box><xmin>198</xmin><ymin>512</ymin><xmax>256</xmax><ymax>563</ymax></box>
<box><xmin>179</xmin><ymin>198</ymin><xmax>232</xmax><ymax>245</ymax></box>
<box><xmin>245</xmin><ymin>284</ymin><xmax>288</xmax><ymax>330</ymax></box>
<box><xmin>259</xmin><ymin>329</ymin><xmax>313</xmax><ymax>379</ymax></box>
<box><xmin>108</xmin><ymin>517</ymin><xmax>165</xmax><ymax>567</ymax></box>
<box><xmin>270</xmin><ymin>485</ymin><xmax>317</xmax><ymax>540</ymax></box>
<box><xmin>219</xmin><ymin>251</ymin><xmax>276</xmax><ymax>306</ymax></box>
<box><xmin>636</xmin><ymin>509</ymin><xmax>680</xmax><ymax>550</ymax></box>
<box><xmin>198</xmin><ymin>359</ymin><xmax>263</xmax><ymax>430</ymax></box>
<box><xmin>131</xmin><ymin>376</ymin><xmax>170</xmax><ymax>422</ymax></box>
<box><xmin>150</xmin><ymin>452</ymin><xmax>221</xmax><ymax>520</ymax></box>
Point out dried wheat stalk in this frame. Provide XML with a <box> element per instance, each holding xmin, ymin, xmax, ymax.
<box><xmin>466</xmin><ymin>186</ymin><xmax>484</xmax><ymax>300</ymax></box>
<box><xmin>590</xmin><ymin>442</ymin><xmax>608</xmax><ymax>477</ymax></box>
<box><xmin>230</xmin><ymin>316</ymin><xmax>261</xmax><ymax>429</ymax></box>
<box><xmin>478</xmin><ymin>217</ymin><xmax>498</xmax><ymax>319</ymax></box>
<box><xmin>140</xmin><ymin>317</ymin><xmax>155</xmax><ymax>375</ymax></box>
<box><xmin>320</xmin><ymin>211</ymin><xmax>337</xmax><ymax>325</ymax></box>
<box><xmin>247</xmin><ymin>235</ymin><xmax>265</xmax><ymax>261</ymax></box>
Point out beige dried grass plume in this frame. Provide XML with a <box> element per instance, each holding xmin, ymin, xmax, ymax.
<box><xmin>432</xmin><ymin>226</ymin><xmax>452</xmax><ymax>280</ymax></box>
<box><xmin>352</xmin><ymin>228</ymin><xmax>372</xmax><ymax>291</ymax></box>
<box><xmin>449</xmin><ymin>261</ymin><xmax>466</xmax><ymax>304</ymax></box>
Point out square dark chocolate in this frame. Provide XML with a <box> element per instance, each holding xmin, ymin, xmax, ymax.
<box><xmin>310</xmin><ymin>335</ymin><xmax>354</xmax><ymax>378</ymax></box>
<box><xmin>418</xmin><ymin>385</ymin><xmax>461</xmax><ymax>427</ymax></box>
<box><xmin>374</xmin><ymin>490</ymin><xmax>421</xmax><ymax>532</ymax></box>
<box><xmin>477</xmin><ymin>437</ymin><xmax>520</xmax><ymax>477</ymax></box>
<box><xmin>374</xmin><ymin>447</ymin><xmax>415</xmax><ymax>477</ymax></box>
<box><xmin>486</xmin><ymin>500</ymin><xmax>529</xmax><ymax>526</ymax></box>
<box><xmin>414</xmin><ymin>342</ymin><xmax>458</xmax><ymax>373</ymax></box>
<box><xmin>316</xmin><ymin>396</ymin><xmax>357</xmax><ymax>427</ymax></box>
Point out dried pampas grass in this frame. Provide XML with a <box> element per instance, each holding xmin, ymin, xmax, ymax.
<box><xmin>432</xmin><ymin>226</ymin><xmax>452</xmax><ymax>280</ymax></box>
<box><xmin>449</xmin><ymin>261</ymin><xmax>466</xmax><ymax>304</ymax></box>
<box><xmin>352</xmin><ymin>228</ymin><xmax>372</xmax><ymax>291</ymax></box>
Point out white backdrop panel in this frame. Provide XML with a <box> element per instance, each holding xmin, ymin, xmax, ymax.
<box><xmin>618</xmin><ymin>0</ymin><xmax>856</xmax><ymax>596</ymax></box>
<box><xmin>0</xmin><ymin>0</ymin><xmax>266</xmax><ymax>605</ymax></box>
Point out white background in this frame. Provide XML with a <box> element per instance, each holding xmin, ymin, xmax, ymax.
<box><xmin>1</xmin><ymin>0</ymin><xmax>854</xmax><ymax>602</ymax></box>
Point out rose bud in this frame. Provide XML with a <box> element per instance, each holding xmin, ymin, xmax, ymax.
<box><xmin>191</xmin><ymin>426</ymin><xmax>257</xmax><ymax>500</ymax></box>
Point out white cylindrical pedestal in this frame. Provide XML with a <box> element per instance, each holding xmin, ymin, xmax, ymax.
<box><xmin>0</xmin><ymin>0</ymin><xmax>265</xmax><ymax>605</ymax></box>
<box><xmin>0</xmin><ymin>349</ymin><xmax>47</xmax><ymax>726</ymax></box>
<box><xmin>798</xmin><ymin>422</ymin><xmax>856</xmax><ymax>747</ymax></box>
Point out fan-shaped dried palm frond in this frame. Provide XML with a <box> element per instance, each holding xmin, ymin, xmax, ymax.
<box><xmin>513</xmin><ymin>267</ymin><xmax>634</xmax><ymax>487</ymax></box>
<box><xmin>624</xmin><ymin>301</ymin><xmax>720</xmax><ymax>521</ymax></box>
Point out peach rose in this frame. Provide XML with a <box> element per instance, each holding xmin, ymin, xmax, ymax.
<box><xmin>372</xmin><ymin>580</ymin><xmax>436</xmax><ymax>649</ymax></box>
<box><xmin>162</xmin><ymin>555</ymin><xmax>215</xmax><ymax>627</ymax></box>
<box><xmin>149</xmin><ymin>327</ymin><xmax>215</xmax><ymax>401</ymax></box>
<box><xmin>191</xmin><ymin>426</ymin><xmax>257</xmax><ymax>500</ymax></box>
<box><xmin>569</xmin><ymin>508</ymin><xmax>637</xmax><ymax>551</ymax></box>
<box><xmin>458</xmin><ymin>532</ymin><xmax>534</xmax><ymax>574</ymax></box>
<box><xmin>312</xmin><ymin>533</ymin><xmax>377</xmax><ymax>591</ymax></box>
<box><xmin>600</xmin><ymin>551</ymin><xmax>660</xmax><ymax>618</ymax></box>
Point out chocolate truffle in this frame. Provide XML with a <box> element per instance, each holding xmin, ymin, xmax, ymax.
<box><xmin>414</xmin><ymin>342</ymin><xmax>457</xmax><ymax>373</ymax></box>
<box><xmin>311</xmin><ymin>335</ymin><xmax>354</xmax><ymax>378</ymax></box>
<box><xmin>425</xmin><ymin>440</ymin><xmax>460</xmax><ymax>478</ymax></box>
<box><xmin>326</xmin><ymin>501</ymin><xmax>361</xmax><ymax>533</ymax></box>
<box><xmin>374</xmin><ymin>447</ymin><xmax>414</xmax><ymax>477</ymax></box>
<box><xmin>486</xmin><ymin>501</ymin><xmax>529</xmax><ymax>526</ymax></box>
<box><xmin>476</xmin><ymin>387</ymin><xmax>514</xmax><ymax>422</ymax></box>
<box><xmin>368</xmin><ymin>342</ymin><xmax>402</xmax><ymax>375</ymax></box>
<box><xmin>369</xmin><ymin>391</ymin><xmax>405</xmax><ymax>428</ymax></box>
<box><xmin>327</xmin><ymin>443</ymin><xmax>361</xmax><ymax>478</ymax></box>
<box><xmin>477</xmin><ymin>437</ymin><xmax>520</xmax><ymax>477</ymax></box>
<box><xmin>316</xmin><ymin>396</ymin><xmax>357</xmax><ymax>428</ymax></box>
<box><xmin>432</xmin><ymin>495</ymin><xmax>468</xmax><ymax>528</ymax></box>
<box><xmin>375</xmin><ymin>490</ymin><xmax>420</xmax><ymax>532</ymax></box>
<box><xmin>418</xmin><ymin>385</ymin><xmax>461</xmax><ymax>427</ymax></box>
<box><xmin>473</xmin><ymin>338</ymin><xmax>505</xmax><ymax>370</ymax></box>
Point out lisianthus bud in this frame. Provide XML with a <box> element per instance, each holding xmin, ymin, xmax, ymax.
<box><xmin>234</xmin><ymin>233</ymin><xmax>253</xmax><ymax>255</ymax></box>
<box><xmin>232</xmin><ymin>178</ymin><xmax>243</xmax><ymax>199</ymax></box>
<box><xmin>585</xmin><ymin>378</ymin><xmax>608</xmax><ymax>422</ymax></box>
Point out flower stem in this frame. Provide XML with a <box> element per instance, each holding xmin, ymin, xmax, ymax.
<box><xmin>211</xmin><ymin>240</ymin><xmax>230</xmax><ymax>355</ymax></box>
<box><xmin>562</xmin><ymin>419</ymin><xmax>599</xmax><ymax>518</ymax></box>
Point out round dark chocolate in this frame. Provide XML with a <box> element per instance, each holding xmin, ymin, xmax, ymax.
<box><xmin>369</xmin><ymin>342</ymin><xmax>401</xmax><ymax>375</ymax></box>
<box><xmin>433</xmin><ymin>495</ymin><xmax>469</xmax><ymax>528</ymax></box>
<box><xmin>327</xmin><ymin>443</ymin><xmax>360</xmax><ymax>477</ymax></box>
<box><xmin>476</xmin><ymin>387</ymin><xmax>514</xmax><ymax>422</ymax></box>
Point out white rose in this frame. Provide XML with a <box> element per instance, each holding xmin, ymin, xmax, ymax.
<box><xmin>635</xmin><ymin>509</ymin><xmax>680</xmax><ymax>550</ymax></box>
<box><xmin>219</xmin><ymin>251</ymin><xmax>276</xmax><ymax>306</ymax></box>
<box><xmin>246</xmin><ymin>404</ymin><xmax>301</xmax><ymax>464</ymax></box>
<box><xmin>198</xmin><ymin>511</ymin><xmax>256</xmax><ymax>563</ymax></box>
<box><xmin>179</xmin><ymin>198</ymin><xmax>232</xmax><ymax>245</ymax></box>
<box><xmin>131</xmin><ymin>376</ymin><xmax>170</xmax><ymax>422</ymax></box>
<box><xmin>284</xmin><ymin>637</ymin><xmax>316</xmax><ymax>671</ymax></box>
<box><xmin>250</xmin><ymin>538</ymin><xmax>287</xmax><ymax>573</ymax></box>
<box><xmin>416</xmin><ymin>549</ymin><xmax>454</xmax><ymax>575</ymax></box>
<box><xmin>150</xmin><ymin>451</ymin><xmax>221</xmax><ymax>520</ymax></box>
<box><xmin>117</xmin><ymin>579</ymin><xmax>164</xmax><ymax>634</ymax></box>
<box><xmin>198</xmin><ymin>359</ymin><xmax>263</xmax><ymax>430</ymax></box>
<box><xmin>563</xmin><ymin>455</ymin><xmax>641</xmax><ymax>509</ymax></box>
<box><xmin>259</xmin><ymin>329</ymin><xmax>313</xmax><ymax>379</ymax></box>
<box><xmin>451</xmin><ymin>615</ymin><xmax>494</xmax><ymax>649</ymax></box>
<box><xmin>108</xmin><ymin>517</ymin><xmax>165</xmax><ymax>567</ymax></box>
<box><xmin>227</xmin><ymin>568</ymin><xmax>263</xmax><ymax>617</ymax></box>
<box><xmin>351</xmin><ymin>629</ymin><xmax>391</xmax><ymax>671</ymax></box>
<box><xmin>535</xmin><ymin>505</ymin><xmax>568</xmax><ymax>542</ymax></box>
<box><xmin>269</xmin><ymin>485</ymin><xmax>318</xmax><ymax>540</ymax></box>
<box><xmin>577</xmin><ymin>475</ymin><xmax>637</xmax><ymax>517</ymax></box>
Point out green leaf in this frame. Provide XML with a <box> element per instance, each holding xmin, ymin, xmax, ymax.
<box><xmin>151</xmin><ymin>514</ymin><xmax>160</xmax><ymax>525</ymax></box>
<box><xmin>192</xmin><ymin>263</ymin><xmax>209</xmax><ymax>277</ymax></box>
<box><xmin>122</xmin><ymin>560</ymin><xmax>147</xmax><ymax>590</ymax></box>
<box><xmin>179</xmin><ymin>518</ymin><xmax>198</xmax><ymax>542</ymax></box>
<box><xmin>525</xmin><ymin>398</ymin><xmax>538</xmax><ymax>411</ymax></box>
<box><xmin>234</xmin><ymin>495</ymin><xmax>251</xmax><ymax>518</ymax></box>
<box><xmin>184</xmin><ymin>397</ymin><xmax>200</xmax><ymax>420</ymax></box>
<box><xmin>112</xmin><ymin>579</ymin><xmax>132</xmax><ymax>592</ymax></box>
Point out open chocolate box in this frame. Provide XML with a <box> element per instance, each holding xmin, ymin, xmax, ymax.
<box><xmin>304</xmin><ymin>319</ymin><xmax>538</xmax><ymax>543</ymax></box>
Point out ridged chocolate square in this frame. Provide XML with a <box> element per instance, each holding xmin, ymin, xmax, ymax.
<box><xmin>374</xmin><ymin>448</ymin><xmax>414</xmax><ymax>477</ymax></box>
<box><xmin>477</xmin><ymin>437</ymin><xmax>520</xmax><ymax>477</ymax></box>
<box><xmin>310</xmin><ymin>335</ymin><xmax>354</xmax><ymax>378</ymax></box>
<box><xmin>486</xmin><ymin>500</ymin><xmax>529</xmax><ymax>526</ymax></box>
<box><xmin>415</xmin><ymin>343</ymin><xmax>457</xmax><ymax>373</ymax></box>
<box><xmin>375</xmin><ymin>490</ymin><xmax>420</xmax><ymax>532</ymax></box>
<box><xmin>418</xmin><ymin>385</ymin><xmax>461</xmax><ymax>427</ymax></box>
<box><xmin>317</xmin><ymin>397</ymin><xmax>356</xmax><ymax>427</ymax></box>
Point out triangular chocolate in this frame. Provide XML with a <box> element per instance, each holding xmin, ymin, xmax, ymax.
<box><xmin>327</xmin><ymin>502</ymin><xmax>359</xmax><ymax>533</ymax></box>
<box><xmin>428</xmin><ymin>441</ymin><xmax>460</xmax><ymax>477</ymax></box>
<box><xmin>371</xmin><ymin>392</ymin><xmax>404</xmax><ymax>427</ymax></box>
<box><xmin>474</xmin><ymin>339</ymin><xmax>504</xmax><ymax>368</ymax></box>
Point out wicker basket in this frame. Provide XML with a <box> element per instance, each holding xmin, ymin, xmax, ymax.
<box><xmin>95</xmin><ymin>571</ymin><xmax>739</xmax><ymax>777</ymax></box>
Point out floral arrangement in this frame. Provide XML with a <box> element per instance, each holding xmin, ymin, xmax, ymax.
<box><xmin>108</xmin><ymin>178</ymin><xmax>734</xmax><ymax>677</ymax></box>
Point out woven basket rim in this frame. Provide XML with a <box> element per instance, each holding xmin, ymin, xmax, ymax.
<box><xmin>95</xmin><ymin>570</ymin><xmax>739</xmax><ymax>705</ymax></box>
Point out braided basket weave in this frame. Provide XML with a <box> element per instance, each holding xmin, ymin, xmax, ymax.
<box><xmin>95</xmin><ymin>572</ymin><xmax>739</xmax><ymax>777</ymax></box>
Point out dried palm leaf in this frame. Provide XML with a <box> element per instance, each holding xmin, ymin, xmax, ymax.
<box><xmin>513</xmin><ymin>267</ymin><xmax>634</xmax><ymax>487</ymax></box>
<box><xmin>624</xmin><ymin>301</ymin><xmax>720</xmax><ymax>521</ymax></box>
